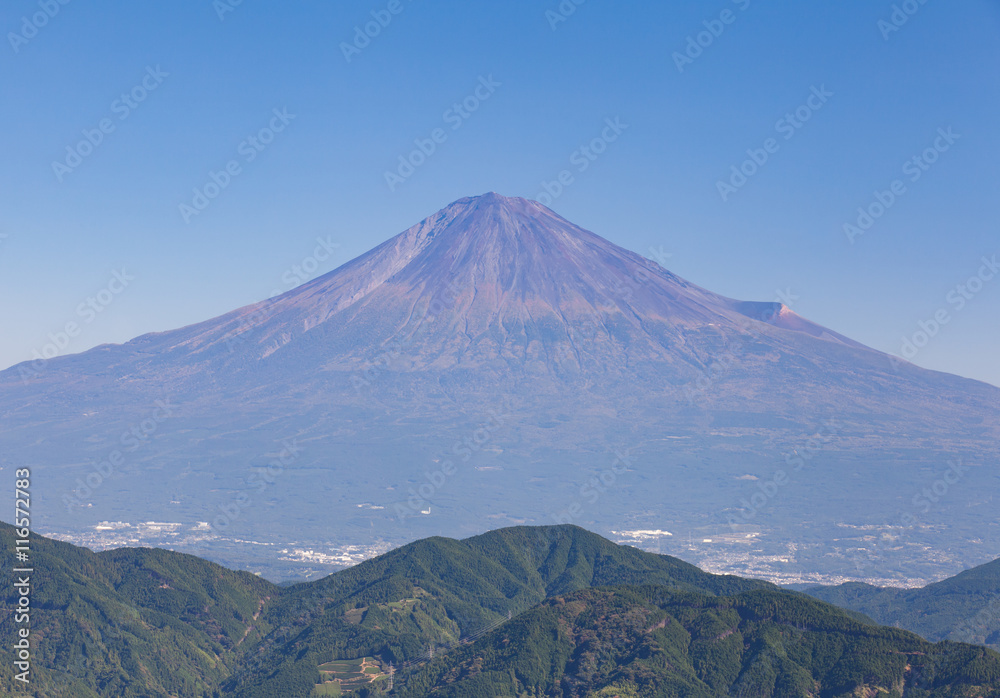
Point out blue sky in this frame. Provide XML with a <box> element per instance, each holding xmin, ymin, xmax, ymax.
<box><xmin>2</xmin><ymin>0</ymin><xmax>998</xmax><ymax>385</ymax></box>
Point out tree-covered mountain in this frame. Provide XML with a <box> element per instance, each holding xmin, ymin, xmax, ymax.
<box><xmin>0</xmin><ymin>521</ymin><xmax>277</xmax><ymax>697</ymax></box>
<box><xmin>396</xmin><ymin>585</ymin><xmax>1000</xmax><ymax>698</ymax></box>
<box><xmin>0</xmin><ymin>523</ymin><xmax>766</xmax><ymax>697</ymax></box>
<box><xmin>4</xmin><ymin>522</ymin><xmax>1000</xmax><ymax>697</ymax></box>
<box><xmin>805</xmin><ymin>556</ymin><xmax>1000</xmax><ymax>652</ymax></box>
<box><xmin>224</xmin><ymin>525</ymin><xmax>772</xmax><ymax>696</ymax></box>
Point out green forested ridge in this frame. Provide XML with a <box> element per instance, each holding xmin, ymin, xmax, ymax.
<box><xmin>0</xmin><ymin>521</ymin><xmax>276</xmax><ymax>697</ymax></box>
<box><xmin>223</xmin><ymin>525</ymin><xmax>772</xmax><ymax>696</ymax></box>
<box><xmin>3</xmin><ymin>521</ymin><xmax>999</xmax><ymax>697</ymax></box>
<box><xmin>806</xmin><ymin>557</ymin><xmax>1000</xmax><ymax>651</ymax></box>
<box><xmin>395</xmin><ymin>586</ymin><xmax>1000</xmax><ymax>697</ymax></box>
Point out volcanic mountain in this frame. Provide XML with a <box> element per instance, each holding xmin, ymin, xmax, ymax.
<box><xmin>2</xmin><ymin>193</ymin><xmax>997</xmax><ymax>581</ymax></box>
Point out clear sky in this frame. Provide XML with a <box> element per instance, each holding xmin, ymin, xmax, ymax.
<box><xmin>1</xmin><ymin>0</ymin><xmax>998</xmax><ymax>386</ymax></box>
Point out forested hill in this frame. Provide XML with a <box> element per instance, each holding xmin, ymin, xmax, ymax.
<box><xmin>4</xmin><ymin>522</ymin><xmax>1000</xmax><ymax>697</ymax></box>
<box><xmin>397</xmin><ymin>585</ymin><xmax>1000</xmax><ymax>697</ymax></box>
<box><xmin>0</xmin><ymin>520</ymin><xmax>277</xmax><ymax>696</ymax></box>
<box><xmin>225</xmin><ymin>524</ymin><xmax>774</xmax><ymax>695</ymax></box>
<box><xmin>805</xmin><ymin>555</ymin><xmax>1000</xmax><ymax>651</ymax></box>
<box><xmin>0</xmin><ymin>523</ymin><xmax>769</xmax><ymax>697</ymax></box>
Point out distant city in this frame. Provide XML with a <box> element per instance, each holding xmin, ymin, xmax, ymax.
<box><xmin>43</xmin><ymin>515</ymin><xmax>959</xmax><ymax>588</ymax></box>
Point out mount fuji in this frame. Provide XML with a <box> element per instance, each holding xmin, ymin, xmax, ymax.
<box><xmin>3</xmin><ymin>193</ymin><xmax>997</xmax><ymax>582</ymax></box>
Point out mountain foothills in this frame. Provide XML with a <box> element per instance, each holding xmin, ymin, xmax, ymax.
<box><xmin>805</xmin><ymin>556</ymin><xmax>1000</xmax><ymax>652</ymax></box>
<box><xmin>397</xmin><ymin>586</ymin><xmax>1000</xmax><ymax>698</ymax></box>
<box><xmin>1</xmin><ymin>193</ymin><xmax>997</xmax><ymax>581</ymax></box>
<box><xmin>0</xmin><ymin>520</ymin><xmax>274</xmax><ymax>696</ymax></box>
<box><xmin>4</xmin><ymin>523</ymin><xmax>1000</xmax><ymax>697</ymax></box>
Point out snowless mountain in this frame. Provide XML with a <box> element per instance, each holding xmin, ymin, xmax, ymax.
<box><xmin>2</xmin><ymin>193</ymin><xmax>997</xmax><ymax>580</ymax></box>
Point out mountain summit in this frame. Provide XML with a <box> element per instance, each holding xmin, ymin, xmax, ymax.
<box><xmin>2</xmin><ymin>194</ymin><xmax>997</xmax><ymax>580</ymax></box>
<box><xmin>94</xmin><ymin>192</ymin><xmax>864</xmax><ymax>373</ymax></box>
